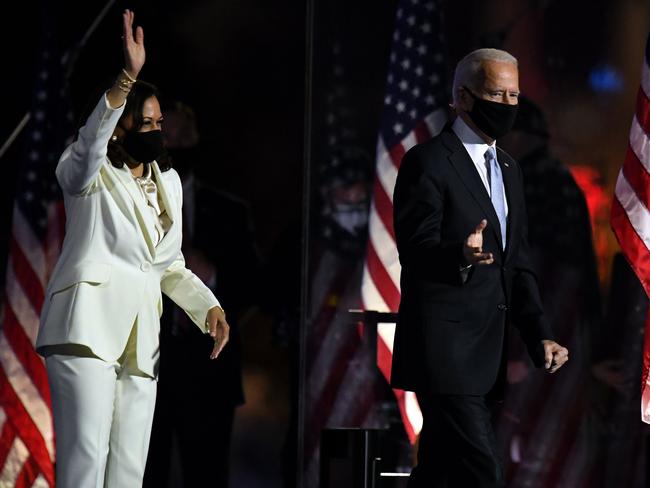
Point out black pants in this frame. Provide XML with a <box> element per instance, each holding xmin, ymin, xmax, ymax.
<box><xmin>143</xmin><ymin>328</ymin><xmax>237</xmax><ymax>488</ymax></box>
<box><xmin>144</xmin><ymin>389</ymin><xmax>235</xmax><ymax>488</ymax></box>
<box><xmin>408</xmin><ymin>394</ymin><xmax>504</xmax><ymax>488</ymax></box>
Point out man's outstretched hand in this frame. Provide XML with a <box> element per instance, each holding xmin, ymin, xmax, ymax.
<box><xmin>463</xmin><ymin>219</ymin><xmax>494</xmax><ymax>266</ymax></box>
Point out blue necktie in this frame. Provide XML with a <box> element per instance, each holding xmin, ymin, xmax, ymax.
<box><xmin>485</xmin><ymin>147</ymin><xmax>506</xmax><ymax>250</ymax></box>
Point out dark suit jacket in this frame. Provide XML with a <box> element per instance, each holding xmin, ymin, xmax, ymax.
<box><xmin>146</xmin><ymin>182</ymin><xmax>258</xmax><ymax>486</ymax></box>
<box><xmin>390</xmin><ymin>126</ymin><xmax>553</xmax><ymax>396</ymax></box>
<box><xmin>159</xmin><ymin>181</ymin><xmax>261</xmax><ymax>407</ymax></box>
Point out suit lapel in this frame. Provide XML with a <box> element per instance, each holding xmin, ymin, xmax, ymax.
<box><xmin>497</xmin><ymin>149</ymin><xmax>519</xmax><ymax>257</ymax></box>
<box><xmin>151</xmin><ymin>162</ymin><xmax>177</xmax><ymax>224</ymax></box>
<box><xmin>441</xmin><ymin>130</ymin><xmax>504</xmax><ymax>251</ymax></box>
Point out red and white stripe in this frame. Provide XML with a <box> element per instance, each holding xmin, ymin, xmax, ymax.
<box><xmin>361</xmin><ymin>111</ymin><xmax>446</xmax><ymax>443</ymax></box>
<box><xmin>304</xmin><ymin>251</ymin><xmax>380</xmax><ymax>485</ymax></box>
<box><xmin>0</xmin><ymin>204</ymin><xmax>62</xmax><ymax>485</ymax></box>
<box><xmin>611</xmin><ymin>42</ymin><xmax>650</xmax><ymax>424</ymax></box>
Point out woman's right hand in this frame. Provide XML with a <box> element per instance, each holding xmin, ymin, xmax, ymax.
<box><xmin>122</xmin><ymin>9</ymin><xmax>145</xmax><ymax>79</ymax></box>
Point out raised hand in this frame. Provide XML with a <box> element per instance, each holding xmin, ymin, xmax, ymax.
<box><xmin>463</xmin><ymin>219</ymin><xmax>494</xmax><ymax>266</ymax></box>
<box><xmin>122</xmin><ymin>9</ymin><xmax>145</xmax><ymax>79</ymax></box>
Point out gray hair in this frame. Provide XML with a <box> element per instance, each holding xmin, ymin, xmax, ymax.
<box><xmin>452</xmin><ymin>48</ymin><xmax>518</xmax><ymax>105</ymax></box>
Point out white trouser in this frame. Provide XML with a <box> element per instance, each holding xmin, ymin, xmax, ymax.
<box><xmin>45</xmin><ymin>326</ymin><xmax>156</xmax><ymax>488</ymax></box>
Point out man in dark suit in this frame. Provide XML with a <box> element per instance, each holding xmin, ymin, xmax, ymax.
<box><xmin>144</xmin><ymin>102</ymin><xmax>260</xmax><ymax>487</ymax></box>
<box><xmin>390</xmin><ymin>48</ymin><xmax>569</xmax><ymax>487</ymax></box>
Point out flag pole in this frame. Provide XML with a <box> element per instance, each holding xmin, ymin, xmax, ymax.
<box><xmin>297</xmin><ymin>0</ymin><xmax>315</xmax><ymax>485</ymax></box>
<box><xmin>0</xmin><ymin>114</ymin><xmax>30</xmax><ymax>161</ymax></box>
<box><xmin>0</xmin><ymin>0</ymin><xmax>117</xmax><ymax>161</ymax></box>
<box><xmin>62</xmin><ymin>0</ymin><xmax>117</xmax><ymax>80</ymax></box>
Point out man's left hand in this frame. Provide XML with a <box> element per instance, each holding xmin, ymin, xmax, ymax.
<box><xmin>206</xmin><ymin>306</ymin><xmax>230</xmax><ymax>359</ymax></box>
<box><xmin>541</xmin><ymin>340</ymin><xmax>569</xmax><ymax>373</ymax></box>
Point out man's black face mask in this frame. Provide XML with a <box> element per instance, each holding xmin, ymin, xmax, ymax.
<box><xmin>464</xmin><ymin>86</ymin><xmax>519</xmax><ymax>140</ymax></box>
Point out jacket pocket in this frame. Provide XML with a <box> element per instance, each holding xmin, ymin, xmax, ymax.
<box><xmin>50</xmin><ymin>261</ymin><xmax>112</xmax><ymax>296</ymax></box>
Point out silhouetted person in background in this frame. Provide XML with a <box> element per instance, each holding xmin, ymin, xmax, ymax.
<box><xmin>144</xmin><ymin>102</ymin><xmax>261</xmax><ymax>487</ymax></box>
<box><xmin>496</xmin><ymin>96</ymin><xmax>603</xmax><ymax>486</ymax></box>
<box><xmin>262</xmin><ymin>144</ymin><xmax>377</xmax><ymax>487</ymax></box>
<box><xmin>263</xmin><ymin>213</ymin><xmax>300</xmax><ymax>488</ymax></box>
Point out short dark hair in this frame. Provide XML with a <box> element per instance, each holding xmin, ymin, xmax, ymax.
<box><xmin>107</xmin><ymin>80</ymin><xmax>172</xmax><ymax>171</ymax></box>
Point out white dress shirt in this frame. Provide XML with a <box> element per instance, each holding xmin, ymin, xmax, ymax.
<box><xmin>451</xmin><ymin>116</ymin><xmax>509</xmax><ymax>217</ymax></box>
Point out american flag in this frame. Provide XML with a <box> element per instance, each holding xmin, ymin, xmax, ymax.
<box><xmin>360</xmin><ymin>0</ymin><xmax>448</xmax><ymax>444</ymax></box>
<box><xmin>610</xmin><ymin>32</ymin><xmax>650</xmax><ymax>425</ymax></box>
<box><xmin>0</xmin><ymin>26</ymin><xmax>70</xmax><ymax>486</ymax></box>
<box><xmin>303</xmin><ymin>32</ymin><xmax>382</xmax><ymax>483</ymax></box>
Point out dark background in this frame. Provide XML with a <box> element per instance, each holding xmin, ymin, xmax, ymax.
<box><xmin>3</xmin><ymin>0</ymin><xmax>650</xmax><ymax>486</ymax></box>
<box><xmin>2</xmin><ymin>1</ymin><xmax>305</xmax><ymax>486</ymax></box>
<box><xmin>1</xmin><ymin>0</ymin><xmax>306</xmax><ymax>260</ymax></box>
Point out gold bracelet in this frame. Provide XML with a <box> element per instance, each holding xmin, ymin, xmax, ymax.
<box><xmin>115</xmin><ymin>77</ymin><xmax>134</xmax><ymax>93</ymax></box>
<box><xmin>115</xmin><ymin>82</ymin><xmax>131</xmax><ymax>93</ymax></box>
<box><xmin>118</xmin><ymin>76</ymin><xmax>135</xmax><ymax>86</ymax></box>
<box><xmin>121</xmin><ymin>68</ymin><xmax>137</xmax><ymax>83</ymax></box>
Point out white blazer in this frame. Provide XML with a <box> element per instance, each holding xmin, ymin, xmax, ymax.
<box><xmin>36</xmin><ymin>95</ymin><xmax>219</xmax><ymax>377</ymax></box>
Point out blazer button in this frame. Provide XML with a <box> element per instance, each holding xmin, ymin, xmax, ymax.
<box><xmin>140</xmin><ymin>262</ymin><xmax>152</xmax><ymax>272</ymax></box>
<box><xmin>497</xmin><ymin>304</ymin><xmax>508</xmax><ymax>311</ymax></box>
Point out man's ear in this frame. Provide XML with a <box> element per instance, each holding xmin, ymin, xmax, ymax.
<box><xmin>457</xmin><ymin>86</ymin><xmax>473</xmax><ymax>112</ymax></box>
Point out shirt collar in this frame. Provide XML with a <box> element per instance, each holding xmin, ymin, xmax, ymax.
<box><xmin>141</xmin><ymin>163</ymin><xmax>152</xmax><ymax>180</ymax></box>
<box><xmin>451</xmin><ymin>116</ymin><xmax>497</xmax><ymax>167</ymax></box>
<box><xmin>133</xmin><ymin>162</ymin><xmax>152</xmax><ymax>182</ymax></box>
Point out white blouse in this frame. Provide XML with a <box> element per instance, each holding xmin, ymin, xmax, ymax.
<box><xmin>133</xmin><ymin>163</ymin><xmax>172</xmax><ymax>246</ymax></box>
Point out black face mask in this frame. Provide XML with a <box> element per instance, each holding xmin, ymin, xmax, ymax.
<box><xmin>121</xmin><ymin>130</ymin><xmax>166</xmax><ymax>163</ymax></box>
<box><xmin>464</xmin><ymin>87</ymin><xmax>519</xmax><ymax>140</ymax></box>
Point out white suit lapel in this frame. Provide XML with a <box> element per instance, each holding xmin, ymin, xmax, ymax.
<box><xmin>151</xmin><ymin>162</ymin><xmax>177</xmax><ymax>224</ymax></box>
<box><xmin>150</xmin><ymin>163</ymin><xmax>183</xmax><ymax>263</ymax></box>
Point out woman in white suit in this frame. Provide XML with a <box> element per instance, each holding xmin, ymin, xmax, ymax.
<box><xmin>36</xmin><ymin>10</ymin><xmax>229</xmax><ymax>487</ymax></box>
